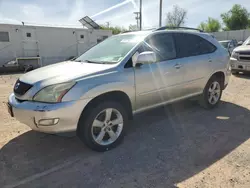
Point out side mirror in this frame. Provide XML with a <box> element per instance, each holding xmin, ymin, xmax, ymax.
<box><xmin>134</xmin><ymin>51</ymin><xmax>156</xmax><ymax>67</ymax></box>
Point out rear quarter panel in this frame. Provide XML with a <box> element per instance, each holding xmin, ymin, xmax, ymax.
<box><xmin>201</xmin><ymin>34</ymin><xmax>230</xmax><ymax>87</ymax></box>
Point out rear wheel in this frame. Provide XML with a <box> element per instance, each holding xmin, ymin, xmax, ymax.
<box><xmin>199</xmin><ymin>76</ymin><xmax>223</xmax><ymax>109</ymax></box>
<box><xmin>77</xmin><ymin>101</ymin><xmax>128</xmax><ymax>152</ymax></box>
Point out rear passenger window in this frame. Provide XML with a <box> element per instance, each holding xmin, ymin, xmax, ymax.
<box><xmin>199</xmin><ymin>37</ymin><xmax>217</xmax><ymax>54</ymax></box>
<box><xmin>146</xmin><ymin>33</ymin><xmax>176</xmax><ymax>61</ymax></box>
<box><xmin>174</xmin><ymin>33</ymin><xmax>216</xmax><ymax>58</ymax></box>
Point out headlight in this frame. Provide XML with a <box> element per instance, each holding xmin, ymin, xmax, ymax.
<box><xmin>33</xmin><ymin>82</ymin><xmax>76</xmax><ymax>103</ymax></box>
<box><xmin>231</xmin><ymin>51</ymin><xmax>239</xmax><ymax>59</ymax></box>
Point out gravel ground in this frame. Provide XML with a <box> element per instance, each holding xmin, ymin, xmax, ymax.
<box><xmin>0</xmin><ymin>73</ymin><xmax>249</xmax><ymax>188</ymax></box>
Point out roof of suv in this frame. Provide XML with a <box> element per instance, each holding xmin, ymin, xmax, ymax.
<box><xmin>120</xmin><ymin>28</ymin><xmax>213</xmax><ymax>41</ymax></box>
<box><xmin>119</xmin><ymin>27</ymin><xmax>222</xmax><ymax>50</ymax></box>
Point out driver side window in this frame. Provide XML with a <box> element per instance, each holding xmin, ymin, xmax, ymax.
<box><xmin>145</xmin><ymin>33</ymin><xmax>176</xmax><ymax>62</ymax></box>
<box><xmin>124</xmin><ymin>33</ymin><xmax>176</xmax><ymax>68</ymax></box>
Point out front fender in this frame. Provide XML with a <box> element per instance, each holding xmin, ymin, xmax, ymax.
<box><xmin>63</xmin><ymin>80</ymin><xmax>135</xmax><ymax>109</ymax></box>
<box><xmin>82</xmin><ymin>81</ymin><xmax>135</xmax><ymax>102</ymax></box>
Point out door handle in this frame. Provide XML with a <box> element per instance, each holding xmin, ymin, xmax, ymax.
<box><xmin>174</xmin><ymin>63</ymin><xmax>182</xmax><ymax>69</ymax></box>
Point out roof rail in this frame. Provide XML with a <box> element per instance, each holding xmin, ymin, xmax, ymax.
<box><xmin>155</xmin><ymin>26</ymin><xmax>204</xmax><ymax>32</ymax></box>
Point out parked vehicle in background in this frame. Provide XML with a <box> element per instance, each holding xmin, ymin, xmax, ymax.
<box><xmin>2</xmin><ymin>60</ymin><xmax>18</xmax><ymax>68</ymax></box>
<box><xmin>230</xmin><ymin>36</ymin><xmax>250</xmax><ymax>74</ymax></box>
<box><xmin>219</xmin><ymin>39</ymin><xmax>237</xmax><ymax>54</ymax></box>
<box><xmin>7</xmin><ymin>27</ymin><xmax>231</xmax><ymax>151</ymax></box>
<box><xmin>237</xmin><ymin>41</ymin><xmax>244</xmax><ymax>46</ymax></box>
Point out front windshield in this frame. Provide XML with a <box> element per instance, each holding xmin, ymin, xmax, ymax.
<box><xmin>75</xmin><ymin>34</ymin><xmax>146</xmax><ymax>64</ymax></box>
<box><xmin>243</xmin><ymin>37</ymin><xmax>250</xmax><ymax>45</ymax></box>
<box><xmin>220</xmin><ymin>41</ymin><xmax>229</xmax><ymax>48</ymax></box>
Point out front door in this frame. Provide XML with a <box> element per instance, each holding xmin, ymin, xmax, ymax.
<box><xmin>134</xmin><ymin>33</ymin><xmax>184</xmax><ymax>111</ymax></box>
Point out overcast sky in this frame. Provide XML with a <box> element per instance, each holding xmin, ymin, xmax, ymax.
<box><xmin>0</xmin><ymin>0</ymin><xmax>249</xmax><ymax>29</ymax></box>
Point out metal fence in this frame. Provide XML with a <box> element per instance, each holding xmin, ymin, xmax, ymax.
<box><xmin>212</xmin><ymin>29</ymin><xmax>250</xmax><ymax>42</ymax></box>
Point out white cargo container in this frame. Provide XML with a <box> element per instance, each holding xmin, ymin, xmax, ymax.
<box><xmin>0</xmin><ymin>24</ymin><xmax>112</xmax><ymax>69</ymax></box>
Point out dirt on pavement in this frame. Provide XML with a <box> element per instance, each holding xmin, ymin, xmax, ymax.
<box><xmin>0</xmin><ymin>73</ymin><xmax>249</xmax><ymax>188</ymax></box>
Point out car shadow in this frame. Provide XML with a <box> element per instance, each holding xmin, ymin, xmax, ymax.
<box><xmin>0</xmin><ymin>100</ymin><xmax>249</xmax><ymax>188</ymax></box>
<box><xmin>234</xmin><ymin>72</ymin><xmax>250</xmax><ymax>79</ymax></box>
<box><xmin>0</xmin><ymin>67</ymin><xmax>23</xmax><ymax>75</ymax></box>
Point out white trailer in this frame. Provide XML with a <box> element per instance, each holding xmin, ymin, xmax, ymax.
<box><xmin>0</xmin><ymin>24</ymin><xmax>112</xmax><ymax>69</ymax></box>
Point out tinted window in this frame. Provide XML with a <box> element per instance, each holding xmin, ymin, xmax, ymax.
<box><xmin>174</xmin><ymin>33</ymin><xmax>216</xmax><ymax>58</ymax></box>
<box><xmin>146</xmin><ymin>33</ymin><xmax>176</xmax><ymax>61</ymax></box>
<box><xmin>0</xmin><ymin>32</ymin><xmax>9</xmax><ymax>42</ymax></box>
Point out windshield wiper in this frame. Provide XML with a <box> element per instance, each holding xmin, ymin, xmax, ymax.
<box><xmin>76</xmin><ymin>59</ymin><xmax>115</xmax><ymax>64</ymax></box>
<box><xmin>74</xmin><ymin>59</ymin><xmax>83</xmax><ymax>62</ymax></box>
<box><xmin>84</xmin><ymin>60</ymin><xmax>108</xmax><ymax>64</ymax></box>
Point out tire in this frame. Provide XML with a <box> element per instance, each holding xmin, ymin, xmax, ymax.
<box><xmin>199</xmin><ymin>76</ymin><xmax>223</xmax><ymax>109</ymax></box>
<box><xmin>77</xmin><ymin>101</ymin><xmax>128</xmax><ymax>152</ymax></box>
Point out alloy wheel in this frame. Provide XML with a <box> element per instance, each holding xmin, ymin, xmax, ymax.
<box><xmin>91</xmin><ymin>108</ymin><xmax>124</xmax><ymax>146</ymax></box>
<box><xmin>208</xmin><ymin>81</ymin><xmax>221</xmax><ymax>105</ymax></box>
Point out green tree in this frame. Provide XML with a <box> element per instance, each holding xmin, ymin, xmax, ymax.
<box><xmin>198</xmin><ymin>22</ymin><xmax>206</xmax><ymax>31</ymax></box>
<box><xmin>165</xmin><ymin>5</ymin><xmax>187</xmax><ymax>27</ymax></box>
<box><xmin>198</xmin><ymin>17</ymin><xmax>221</xmax><ymax>32</ymax></box>
<box><xmin>100</xmin><ymin>25</ymin><xmax>127</xmax><ymax>35</ymax></box>
<box><xmin>221</xmin><ymin>4</ymin><xmax>250</xmax><ymax>30</ymax></box>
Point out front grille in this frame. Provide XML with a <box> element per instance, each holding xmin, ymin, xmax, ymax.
<box><xmin>239</xmin><ymin>51</ymin><xmax>250</xmax><ymax>61</ymax></box>
<box><xmin>239</xmin><ymin>56</ymin><xmax>250</xmax><ymax>61</ymax></box>
<box><xmin>14</xmin><ymin>79</ymin><xmax>32</xmax><ymax>96</ymax></box>
<box><xmin>239</xmin><ymin>52</ymin><xmax>250</xmax><ymax>55</ymax></box>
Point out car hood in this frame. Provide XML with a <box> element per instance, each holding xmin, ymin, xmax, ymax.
<box><xmin>19</xmin><ymin>61</ymin><xmax>116</xmax><ymax>85</ymax></box>
<box><xmin>234</xmin><ymin>45</ymin><xmax>250</xmax><ymax>52</ymax></box>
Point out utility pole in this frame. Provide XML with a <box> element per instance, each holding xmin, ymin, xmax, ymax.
<box><xmin>139</xmin><ymin>0</ymin><xmax>142</xmax><ymax>30</ymax></box>
<box><xmin>134</xmin><ymin>12</ymin><xmax>140</xmax><ymax>30</ymax></box>
<box><xmin>106</xmin><ymin>22</ymin><xmax>110</xmax><ymax>28</ymax></box>
<box><xmin>159</xmin><ymin>0</ymin><xmax>162</xmax><ymax>27</ymax></box>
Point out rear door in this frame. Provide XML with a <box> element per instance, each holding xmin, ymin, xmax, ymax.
<box><xmin>173</xmin><ymin>33</ymin><xmax>217</xmax><ymax>96</ymax></box>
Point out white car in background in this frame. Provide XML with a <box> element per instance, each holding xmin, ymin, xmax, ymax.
<box><xmin>219</xmin><ymin>39</ymin><xmax>238</xmax><ymax>55</ymax></box>
<box><xmin>230</xmin><ymin>36</ymin><xmax>250</xmax><ymax>74</ymax></box>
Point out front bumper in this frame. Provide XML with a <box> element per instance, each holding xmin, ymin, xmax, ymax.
<box><xmin>8</xmin><ymin>93</ymin><xmax>91</xmax><ymax>133</ymax></box>
<box><xmin>230</xmin><ymin>58</ymin><xmax>250</xmax><ymax>72</ymax></box>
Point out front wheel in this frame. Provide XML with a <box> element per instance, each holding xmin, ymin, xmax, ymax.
<box><xmin>77</xmin><ymin>101</ymin><xmax>128</xmax><ymax>152</ymax></box>
<box><xmin>199</xmin><ymin>76</ymin><xmax>223</xmax><ymax>109</ymax></box>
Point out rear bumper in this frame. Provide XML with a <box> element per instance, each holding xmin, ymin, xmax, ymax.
<box><xmin>224</xmin><ymin>66</ymin><xmax>231</xmax><ymax>89</ymax></box>
<box><xmin>230</xmin><ymin>58</ymin><xmax>250</xmax><ymax>72</ymax></box>
<box><xmin>8</xmin><ymin>93</ymin><xmax>91</xmax><ymax>133</ymax></box>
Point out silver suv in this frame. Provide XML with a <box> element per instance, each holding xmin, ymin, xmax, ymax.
<box><xmin>8</xmin><ymin>27</ymin><xmax>231</xmax><ymax>151</ymax></box>
<box><xmin>230</xmin><ymin>36</ymin><xmax>250</xmax><ymax>74</ymax></box>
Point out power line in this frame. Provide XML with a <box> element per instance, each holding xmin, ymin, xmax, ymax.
<box><xmin>139</xmin><ymin>0</ymin><xmax>142</xmax><ymax>30</ymax></box>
